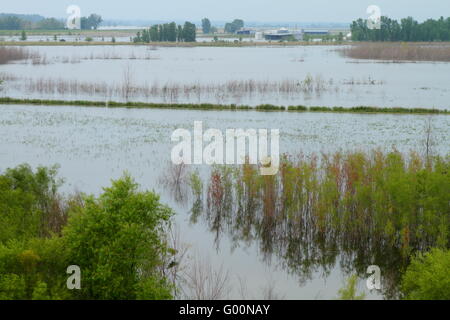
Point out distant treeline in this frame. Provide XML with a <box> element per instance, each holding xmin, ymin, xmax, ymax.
<box><xmin>0</xmin><ymin>13</ymin><xmax>102</xmax><ymax>30</ymax></box>
<box><xmin>134</xmin><ymin>22</ymin><xmax>196</xmax><ymax>42</ymax></box>
<box><xmin>351</xmin><ymin>16</ymin><xmax>450</xmax><ymax>41</ymax></box>
<box><xmin>0</xmin><ymin>15</ymin><xmax>64</xmax><ymax>30</ymax></box>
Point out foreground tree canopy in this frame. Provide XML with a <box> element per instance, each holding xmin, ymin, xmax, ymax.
<box><xmin>0</xmin><ymin>165</ymin><xmax>174</xmax><ymax>300</ymax></box>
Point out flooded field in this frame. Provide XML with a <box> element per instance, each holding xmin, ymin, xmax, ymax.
<box><xmin>1</xmin><ymin>45</ymin><xmax>450</xmax><ymax>108</ymax></box>
<box><xmin>0</xmin><ymin>104</ymin><xmax>448</xmax><ymax>299</ymax></box>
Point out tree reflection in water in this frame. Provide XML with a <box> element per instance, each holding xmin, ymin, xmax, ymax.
<box><xmin>168</xmin><ymin>150</ymin><xmax>449</xmax><ymax>299</ymax></box>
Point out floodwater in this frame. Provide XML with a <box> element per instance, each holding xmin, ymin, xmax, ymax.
<box><xmin>1</xmin><ymin>45</ymin><xmax>450</xmax><ymax>108</ymax></box>
<box><xmin>0</xmin><ymin>104</ymin><xmax>449</xmax><ymax>299</ymax></box>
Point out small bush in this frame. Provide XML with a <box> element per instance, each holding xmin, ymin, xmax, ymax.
<box><xmin>401</xmin><ymin>248</ymin><xmax>450</xmax><ymax>300</ymax></box>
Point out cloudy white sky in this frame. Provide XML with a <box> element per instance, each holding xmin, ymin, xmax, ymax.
<box><xmin>2</xmin><ymin>0</ymin><xmax>449</xmax><ymax>22</ymax></box>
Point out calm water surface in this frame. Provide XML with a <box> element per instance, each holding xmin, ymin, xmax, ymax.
<box><xmin>1</xmin><ymin>45</ymin><xmax>449</xmax><ymax>108</ymax></box>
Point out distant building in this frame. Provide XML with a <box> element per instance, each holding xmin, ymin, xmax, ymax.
<box><xmin>303</xmin><ymin>29</ymin><xmax>329</xmax><ymax>36</ymax></box>
<box><xmin>263</xmin><ymin>28</ymin><xmax>303</xmax><ymax>41</ymax></box>
<box><xmin>236</xmin><ymin>28</ymin><xmax>255</xmax><ymax>35</ymax></box>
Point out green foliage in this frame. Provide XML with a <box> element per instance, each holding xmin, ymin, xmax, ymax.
<box><xmin>195</xmin><ymin>151</ymin><xmax>450</xmax><ymax>296</ymax></box>
<box><xmin>134</xmin><ymin>21</ymin><xmax>196</xmax><ymax>43</ymax></box>
<box><xmin>337</xmin><ymin>275</ymin><xmax>366</xmax><ymax>300</ymax></box>
<box><xmin>62</xmin><ymin>174</ymin><xmax>174</xmax><ymax>299</ymax></box>
<box><xmin>80</xmin><ymin>14</ymin><xmax>102</xmax><ymax>30</ymax></box>
<box><xmin>401</xmin><ymin>248</ymin><xmax>450</xmax><ymax>300</ymax></box>
<box><xmin>0</xmin><ymin>274</ymin><xmax>26</xmax><ymax>300</ymax></box>
<box><xmin>224</xmin><ymin>19</ymin><xmax>244</xmax><ymax>34</ymax></box>
<box><xmin>0</xmin><ymin>166</ymin><xmax>175</xmax><ymax>300</ymax></box>
<box><xmin>0</xmin><ymin>15</ymin><xmax>64</xmax><ymax>30</ymax></box>
<box><xmin>202</xmin><ymin>18</ymin><xmax>211</xmax><ymax>34</ymax></box>
<box><xmin>182</xmin><ymin>22</ymin><xmax>196</xmax><ymax>42</ymax></box>
<box><xmin>20</xmin><ymin>30</ymin><xmax>26</xmax><ymax>41</ymax></box>
<box><xmin>1</xmin><ymin>98</ymin><xmax>447</xmax><ymax>115</ymax></box>
<box><xmin>351</xmin><ymin>16</ymin><xmax>450</xmax><ymax>42</ymax></box>
<box><xmin>0</xmin><ymin>164</ymin><xmax>62</xmax><ymax>243</ymax></box>
<box><xmin>32</xmin><ymin>281</ymin><xmax>50</xmax><ymax>300</ymax></box>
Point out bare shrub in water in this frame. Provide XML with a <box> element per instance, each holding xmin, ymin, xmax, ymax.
<box><xmin>160</xmin><ymin>162</ymin><xmax>190</xmax><ymax>203</ymax></box>
<box><xmin>0</xmin><ymin>46</ymin><xmax>39</xmax><ymax>64</ymax></box>
<box><xmin>122</xmin><ymin>64</ymin><xmax>135</xmax><ymax>101</ymax></box>
<box><xmin>8</xmin><ymin>73</ymin><xmax>386</xmax><ymax>102</ymax></box>
<box><xmin>181</xmin><ymin>253</ymin><xmax>231</xmax><ymax>300</ymax></box>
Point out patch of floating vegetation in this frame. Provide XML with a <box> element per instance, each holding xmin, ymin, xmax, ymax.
<box><xmin>0</xmin><ymin>97</ymin><xmax>448</xmax><ymax>114</ymax></box>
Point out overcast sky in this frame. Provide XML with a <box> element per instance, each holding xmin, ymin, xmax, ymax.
<box><xmin>2</xmin><ymin>0</ymin><xmax>449</xmax><ymax>22</ymax></box>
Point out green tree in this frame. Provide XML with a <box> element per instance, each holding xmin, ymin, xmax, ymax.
<box><xmin>36</xmin><ymin>18</ymin><xmax>64</xmax><ymax>30</ymax></box>
<box><xmin>350</xmin><ymin>15</ymin><xmax>450</xmax><ymax>42</ymax></box>
<box><xmin>0</xmin><ymin>164</ymin><xmax>62</xmax><ymax>243</ymax></box>
<box><xmin>81</xmin><ymin>14</ymin><xmax>102</xmax><ymax>30</ymax></box>
<box><xmin>0</xmin><ymin>166</ymin><xmax>176</xmax><ymax>300</ymax></box>
<box><xmin>20</xmin><ymin>30</ymin><xmax>27</xmax><ymax>41</ymax></box>
<box><xmin>0</xmin><ymin>16</ymin><xmax>24</xmax><ymax>30</ymax></box>
<box><xmin>167</xmin><ymin>22</ymin><xmax>177</xmax><ymax>42</ymax></box>
<box><xmin>62</xmin><ymin>174</ymin><xmax>174</xmax><ymax>299</ymax></box>
<box><xmin>225</xmin><ymin>19</ymin><xmax>244</xmax><ymax>33</ymax></box>
<box><xmin>182</xmin><ymin>22</ymin><xmax>196</xmax><ymax>42</ymax></box>
<box><xmin>202</xmin><ymin>18</ymin><xmax>211</xmax><ymax>34</ymax></box>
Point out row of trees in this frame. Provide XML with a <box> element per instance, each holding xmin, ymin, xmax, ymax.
<box><xmin>0</xmin><ymin>16</ymin><xmax>64</xmax><ymax>30</ymax></box>
<box><xmin>80</xmin><ymin>14</ymin><xmax>103</xmax><ymax>30</ymax></box>
<box><xmin>224</xmin><ymin>19</ymin><xmax>244</xmax><ymax>33</ymax></box>
<box><xmin>134</xmin><ymin>22</ymin><xmax>196</xmax><ymax>43</ymax></box>
<box><xmin>0</xmin><ymin>13</ymin><xmax>102</xmax><ymax>30</ymax></box>
<box><xmin>351</xmin><ymin>16</ymin><xmax>450</xmax><ymax>42</ymax></box>
<box><xmin>200</xmin><ymin>18</ymin><xmax>245</xmax><ymax>34</ymax></box>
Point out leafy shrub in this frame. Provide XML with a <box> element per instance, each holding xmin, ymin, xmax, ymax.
<box><xmin>62</xmin><ymin>174</ymin><xmax>174</xmax><ymax>299</ymax></box>
<box><xmin>0</xmin><ymin>166</ymin><xmax>175</xmax><ymax>300</ymax></box>
<box><xmin>401</xmin><ymin>248</ymin><xmax>450</xmax><ymax>300</ymax></box>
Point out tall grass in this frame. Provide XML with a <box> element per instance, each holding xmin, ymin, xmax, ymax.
<box><xmin>0</xmin><ymin>46</ymin><xmax>38</xmax><ymax>64</ymax></box>
<box><xmin>339</xmin><ymin>43</ymin><xmax>450</xmax><ymax>62</ymax></box>
<box><xmin>2</xmin><ymin>74</ymin><xmax>386</xmax><ymax>103</ymax></box>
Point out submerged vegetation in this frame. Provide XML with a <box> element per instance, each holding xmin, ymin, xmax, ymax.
<box><xmin>0</xmin><ymin>73</ymin><xmax>387</xmax><ymax>103</ymax></box>
<box><xmin>183</xmin><ymin>150</ymin><xmax>450</xmax><ymax>298</ymax></box>
<box><xmin>0</xmin><ymin>46</ymin><xmax>38</xmax><ymax>64</ymax></box>
<box><xmin>0</xmin><ymin>97</ymin><xmax>448</xmax><ymax>114</ymax></box>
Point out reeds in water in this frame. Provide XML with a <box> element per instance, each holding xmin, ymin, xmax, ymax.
<box><xmin>0</xmin><ymin>46</ymin><xmax>40</xmax><ymax>64</ymax></box>
<box><xmin>339</xmin><ymin>43</ymin><xmax>450</xmax><ymax>62</ymax></box>
<box><xmin>7</xmin><ymin>74</ymin><xmax>382</xmax><ymax>103</ymax></box>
